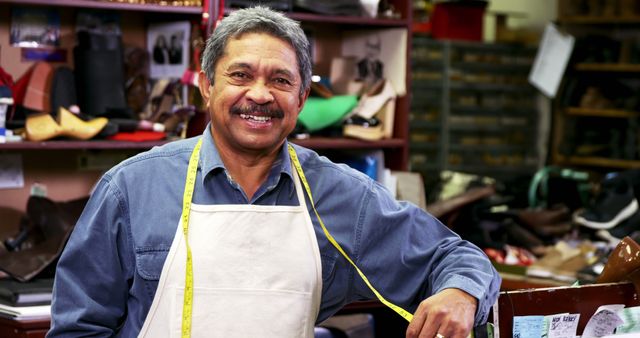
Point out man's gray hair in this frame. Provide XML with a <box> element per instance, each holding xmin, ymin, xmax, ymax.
<box><xmin>201</xmin><ymin>6</ymin><xmax>312</xmax><ymax>96</ymax></box>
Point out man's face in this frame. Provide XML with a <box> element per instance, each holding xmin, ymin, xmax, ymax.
<box><xmin>199</xmin><ymin>32</ymin><xmax>309</xmax><ymax>156</ymax></box>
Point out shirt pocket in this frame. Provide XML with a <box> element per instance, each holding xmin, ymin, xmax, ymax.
<box><xmin>320</xmin><ymin>252</ymin><xmax>338</xmax><ymax>292</ymax></box>
<box><xmin>136</xmin><ymin>248</ymin><xmax>170</xmax><ymax>280</ymax></box>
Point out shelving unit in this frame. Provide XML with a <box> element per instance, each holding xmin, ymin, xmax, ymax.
<box><xmin>410</xmin><ymin>37</ymin><xmax>540</xmax><ymax>185</ymax></box>
<box><xmin>0</xmin><ymin>0</ymin><xmax>202</xmax><ymax>13</ymax></box>
<box><xmin>552</xmin><ymin>0</ymin><xmax>640</xmax><ymax>170</ymax></box>
<box><xmin>0</xmin><ymin>0</ymin><xmax>412</xmax><ymax>171</ymax></box>
<box><xmin>0</xmin><ymin>1</ymin><xmax>413</xmax><ymax>337</ymax></box>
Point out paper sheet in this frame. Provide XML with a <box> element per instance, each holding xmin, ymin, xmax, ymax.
<box><xmin>341</xmin><ymin>28</ymin><xmax>407</xmax><ymax>96</ymax></box>
<box><xmin>0</xmin><ymin>154</ymin><xmax>24</xmax><ymax>189</ymax></box>
<box><xmin>513</xmin><ymin>315</ymin><xmax>545</xmax><ymax>338</ymax></box>
<box><xmin>583</xmin><ymin>304</ymin><xmax>625</xmax><ymax>338</ymax></box>
<box><xmin>616</xmin><ymin>306</ymin><xmax>640</xmax><ymax>334</ymax></box>
<box><xmin>548</xmin><ymin>313</ymin><xmax>580</xmax><ymax>338</ymax></box>
<box><xmin>528</xmin><ymin>23</ymin><xmax>575</xmax><ymax>98</ymax></box>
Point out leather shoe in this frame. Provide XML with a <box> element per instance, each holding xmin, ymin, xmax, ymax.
<box><xmin>0</xmin><ymin>196</ymin><xmax>88</xmax><ymax>281</ymax></box>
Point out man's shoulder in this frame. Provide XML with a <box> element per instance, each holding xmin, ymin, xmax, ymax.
<box><xmin>105</xmin><ymin>137</ymin><xmax>198</xmax><ymax>178</ymax></box>
<box><xmin>291</xmin><ymin>144</ymin><xmax>373</xmax><ymax>187</ymax></box>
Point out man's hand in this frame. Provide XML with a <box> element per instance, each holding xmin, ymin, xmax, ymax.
<box><xmin>405</xmin><ymin>288</ymin><xmax>477</xmax><ymax>338</ymax></box>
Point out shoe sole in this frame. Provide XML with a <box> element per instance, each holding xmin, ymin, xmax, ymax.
<box><xmin>574</xmin><ymin>198</ymin><xmax>639</xmax><ymax>230</ymax></box>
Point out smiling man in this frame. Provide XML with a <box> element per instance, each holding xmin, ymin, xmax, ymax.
<box><xmin>48</xmin><ymin>6</ymin><xmax>500</xmax><ymax>338</ymax></box>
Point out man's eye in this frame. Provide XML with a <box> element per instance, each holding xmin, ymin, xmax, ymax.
<box><xmin>274</xmin><ymin>78</ymin><xmax>292</xmax><ymax>85</ymax></box>
<box><xmin>230</xmin><ymin>72</ymin><xmax>248</xmax><ymax>79</ymax></box>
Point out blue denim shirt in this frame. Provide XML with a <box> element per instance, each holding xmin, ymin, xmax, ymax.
<box><xmin>48</xmin><ymin>125</ymin><xmax>500</xmax><ymax>337</ymax></box>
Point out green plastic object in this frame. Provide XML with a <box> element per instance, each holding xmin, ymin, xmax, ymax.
<box><xmin>297</xmin><ymin>95</ymin><xmax>358</xmax><ymax>132</ymax></box>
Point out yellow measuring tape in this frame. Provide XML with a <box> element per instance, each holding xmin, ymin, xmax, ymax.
<box><xmin>287</xmin><ymin>144</ymin><xmax>414</xmax><ymax>323</ymax></box>
<box><xmin>179</xmin><ymin>139</ymin><xmax>413</xmax><ymax>338</ymax></box>
<box><xmin>180</xmin><ymin>138</ymin><xmax>202</xmax><ymax>338</ymax></box>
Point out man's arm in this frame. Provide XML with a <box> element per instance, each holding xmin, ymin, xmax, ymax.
<box><xmin>47</xmin><ymin>178</ymin><xmax>133</xmax><ymax>337</ymax></box>
<box><xmin>353</xmin><ymin>181</ymin><xmax>501</xmax><ymax>337</ymax></box>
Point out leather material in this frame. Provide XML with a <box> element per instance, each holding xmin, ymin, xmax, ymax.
<box><xmin>74</xmin><ymin>31</ymin><xmax>127</xmax><ymax>117</ymax></box>
<box><xmin>50</xmin><ymin>66</ymin><xmax>77</xmax><ymax>116</ymax></box>
<box><xmin>597</xmin><ymin>236</ymin><xmax>640</xmax><ymax>293</ymax></box>
<box><xmin>427</xmin><ymin>185</ymin><xmax>495</xmax><ymax>220</ymax></box>
<box><xmin>23</xmin><ymin>62</ymin><xmax>54</xmax><ymax>113</ymax></box>
<box><xmin>0</xmin><ymin>196</ymin><xmax>88</xmax><ymax>282</ymax></box>
<box><xmin>294</xmin><ymin>0</ymin><xmax>362</xmax><ymax>16</ymax></box>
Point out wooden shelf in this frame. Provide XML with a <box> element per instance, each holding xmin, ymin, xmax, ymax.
<box><xmin>559</xmin><ymin>15</ymin><xmax>640</xmax><ymax>24</ymax></box>
<box><xmin>575</xmin><ymin>63</ymin><xmax>640</xmax><ymax>72</ymax></box>
<box><xmin>557</xmin><ymin>155</ymin><xmax>640</xmax><ymax>169</ymax></box>
<box><xmin>0</xmin><ymin>138</ymin><xmax>405</xmax><ymax>151</ymax></box>
<box><xmin>224</xmin><ymin>7</ymin><xmax>409</xmax><ymax>27</ymax></box>
<box><xmin>0</xmin><ymin>140</ymin><xmax>169</xmax><ymax>150</ymax></box>
<box><xmin>499</xmin><ymin>272</ymin><xmax>570</xmax><ymax>291</ymax></box>
<box><xmin>288</xmin><ymin>12</ymin><xmax>409</xmax><ymax>27</ymax></box>
<box><xmin>0</xmin><ymin>0</ymin><xmax>202</xmax><ymax>14</ymax></box>
<box><xmin>565</xmin><ymin>107</ymin><xmax>640</xmax><ymax>118</ymax></box>
<box><xmin>290</xmin><ymin>137</ymin><xmax>406</xmax><ymax>150</ymax></box>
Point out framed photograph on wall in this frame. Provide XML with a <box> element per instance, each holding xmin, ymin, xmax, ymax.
<box><xmin>148</xmin><ymin>21</ymin><xmax>190</xmax><ymax>79</ymax></box>
<box><xmin>10</xmin><ymin>7</ymin><xmax>60</xmax><ymax>48</ymax></box>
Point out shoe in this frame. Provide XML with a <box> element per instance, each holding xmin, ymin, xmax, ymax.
<box><xmin>346</xmin><ymin>79</ymin><xmax>396</xmax><ymax>120</ymax></box>
<box><xmin>0</xmin><ymin>196</ymin><xmax>88</xmax><ymax>281</ymax></box>
<box><xmin>515</xmin><ymin>206</ymin><xmax>574</xmax><ymax>238</ymax></box>
<box><xmin>527</xmin><ymin>241</ymin><xmax>581</xmax><ymax>279</ymax></box>
<box><xmin>426</xmin><ymin>185</ymin><xmax>495</xmax><ymax>219</ymax></box>
<box><xmin>607</xmin><ymin>208</ymin><xmax>640</xmax><ymax>239</ymax></box>
<box><xmin>553</xmin><ymin>241</ymin><xmax>596</xmax><ymax>283</ymax></box>
<box><xmin>503</xmin><ymin>219</ymin><xmax>546</xmax><ymax>255</ymax></box>
<box><xmin>596</xmin><ymin>236</ymin><xmax>640</xmax><ymax>294</ymax></box>
<box><xmin>343</xmin><ymin>80</ymin><xmax>395</xmax><ymax>141</ymax></box>
<box><xmin>25</xmin><ymin>107</ymin><xmax>108</xmax><ymax>141</ymax></box>
<box><xmin>574</xmin><ymin>172</ymin><xmax>639</xmax><ymax>230</ymax></box>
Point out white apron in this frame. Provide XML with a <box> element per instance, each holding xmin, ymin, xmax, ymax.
<box><xmin>138</xmin><ymin>152</ymin><xmax>322</xmax><ymax>338</ymax></box>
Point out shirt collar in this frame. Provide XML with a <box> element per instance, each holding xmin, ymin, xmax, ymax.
<box><xmin>198</xmin><ymin>123</ymin><xmax>295</xmax><ymax>187</ymax></box>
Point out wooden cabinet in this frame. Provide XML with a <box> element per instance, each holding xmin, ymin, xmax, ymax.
<box><xmin>0</xmin><ymin>317</ymin><xmax>49</xmax><ymax>338</ymax></box>
<box><xmin>552</xmin><ymin>0</ymin><xmax>640</xmax><ymax>171</ymax></box>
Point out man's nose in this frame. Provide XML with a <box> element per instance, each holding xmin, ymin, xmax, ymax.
<box><xmin>245</xmin><ymin>81</ymin><xmax>274</xmax><ymax>104</ymax></box>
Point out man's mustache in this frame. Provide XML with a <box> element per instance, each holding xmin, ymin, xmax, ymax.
<box><xmin>230</xmin><ymin>104</ymin><xmax>284</xmax><ymax>118</ymax></box>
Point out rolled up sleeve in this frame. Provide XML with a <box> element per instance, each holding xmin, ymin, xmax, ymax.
<box><xmin>352</xmin><ymin>181</ymin><xmax>501</xmax><ymax>327</ymax></box>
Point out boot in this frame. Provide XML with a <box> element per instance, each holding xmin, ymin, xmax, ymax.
<box><xmin>596</xmin><ymin>236</ymin><xmax>640</xmax><ymax>294</ymax></box>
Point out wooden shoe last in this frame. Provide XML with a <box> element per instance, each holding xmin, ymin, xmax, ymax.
<box><xmin>26</xmin><ymin>107</ymin><xmax>108</xmax><ymax>141</ymax></box>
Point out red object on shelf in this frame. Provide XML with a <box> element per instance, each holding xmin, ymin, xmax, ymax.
<box><xmin>412</xmin><ymin>21</ymin><xmax>432</xmax><ymax>34</ymax></box>
<box><xmin>431</xmin><ymin>1</ymin><xmax>487</xmax><ymax>41</ymax></box>
<box><xmin>107</xmin><ymin>131</ymin><xmax>166</xmax><ymax>142</ymax></box>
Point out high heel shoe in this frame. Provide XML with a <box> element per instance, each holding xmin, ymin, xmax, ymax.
<box><xmin>596</xmin><ymin>236</ymin><xmax>640</xmax><ymax>294</ymax></box>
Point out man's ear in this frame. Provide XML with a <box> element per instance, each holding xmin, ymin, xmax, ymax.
<box><xmin>297</xmin><ymin>87</ymin><xmax>311</xmax><ymax>113</ymax></box>
<box><xmin>198</xmin><ymin>71</ymin><xmax>211</xmax><ymax>104</ymax></box>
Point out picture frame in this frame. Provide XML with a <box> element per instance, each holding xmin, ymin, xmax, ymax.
<box><xmin>148</xmin><ymin>21</ymin><xmax>191</xmax><ymax>79</ymax></box>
